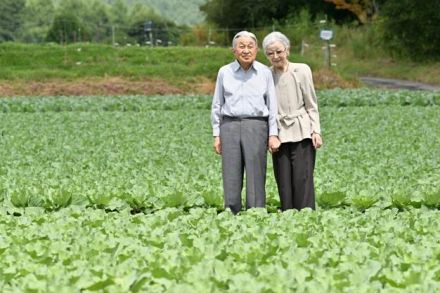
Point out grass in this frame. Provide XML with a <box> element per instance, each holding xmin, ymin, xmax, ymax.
<box><xmin>334</xmin><ymin>47</ymin><xmax>440</xmax><ymax>86</ymax></box>
<box><xmin>1</xmin><ymin>41</ymin><xmax>440</xmax><ymax>92</ymax></box>
<box><xmin>0</xmin><ymin>42</ymin><xmax>233</xmax><ymax>82</ymax></box>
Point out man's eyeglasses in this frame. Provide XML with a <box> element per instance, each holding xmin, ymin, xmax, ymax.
<box><xmin>266</xmin><ymin>49</ymin><xmax>286</xmax><ymax>57</ymax></box>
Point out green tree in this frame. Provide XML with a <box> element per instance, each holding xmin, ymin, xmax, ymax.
<box><xmin>323</xmin><ymin>0</ymin><xmax>378</xmax><ymax>24</ymax></box>
<box><xmin>200</xmin><ymin>0</ymin><xmax>356</xmax><ymax>41</ymax></box>
<box><xmin>82</xmin><ymin>0</ymin><xmax>112</xmax><ymax>42</ymax></box>
<box><xmin>0</xmin><ymin>0</ymin><xmax>26</xmax><ymax>41</ymax></box>
<box><xmin>132</xmin><ymin>0</ymin><xmax>207</xmax><ymax>25</ymax></box>
<box><xmin>127</xmin><ymin>3</ymin><xmax>180</xmax><ymax>46</ymax></box>
<box><xmin>128</xmin><ymin>3</ymin><xmax>161</xmax><ymax>26</ymax></box>
<box><xmin>50</xmin><ymin>0</ymin><xmax>90</xmax><ymax>42</ymax></box>
<box><xmin>110</xmin><ymin>0</ymin><xmax>129</xmax><ymax>26</ymax></box>
<box><xmin>109</xmin><ymin>0</ymin><xmax>130</xmax><ymax>44</ymax></box>
<box><xmin>380</xmin><ymin>0</ymin><xmax>440</xmax><ymax>60</ymax></box>
<box><xmin>47</xmin><ymin>0</ymin><xmax>114</xmax><ymax>43</ymax></box>
<box><xmin>200</xmin><ymin>0</ymin><xmax>282</xmax><ymax>30</ymax></box>
<box><xmin>46</xmin><ymin>12</ymin><xmax>84</xmax><ymax>43</ymax></box>
<box><xmin>18</xmin><ymin>0</ymin><xmax>55</xmax><ymax>43</ymax></box>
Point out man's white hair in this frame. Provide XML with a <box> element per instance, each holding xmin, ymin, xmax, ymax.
<box><xmin>262</xmin><ymin>31</ymin><xmax>290</xmax><ymax>54</ymax></box>
<box><xmin>232</xmin><ymin>31</ymin><xmax>258</xmax><ymax>48</ymax></box>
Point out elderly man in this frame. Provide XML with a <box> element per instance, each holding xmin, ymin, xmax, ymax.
<box><xmin>211</xmin><ymin>31</ymin><xmax>280</xmax><ymax>214</ymax></box>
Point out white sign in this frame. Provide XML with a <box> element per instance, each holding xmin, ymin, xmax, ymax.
<box><xmin>320</xmin><ymin>30</ymin><xmax>333</xmax><ymax>41</ymax></box>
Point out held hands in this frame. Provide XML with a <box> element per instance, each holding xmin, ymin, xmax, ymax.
<box><xmin>215</xmin><ymin>136</ymin><xmax>285</xmax><ymax>154</ymax></box>
<box><xmin>312</xmin><ymin>132</ymin><xmax>323</xmax><ymax>149</ymax></box>
<box><xmin>268</xmin><ymin>136</ymin><xmax>281</xmax><ymax>154</ymax></box>
<box><xmin>213</xmin><ymin>136</ymin><xmax>221</xmax><ymax>155</ymax></box>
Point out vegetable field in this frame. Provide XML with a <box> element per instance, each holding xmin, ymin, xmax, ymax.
<box><xmin>0</xmin><ymin>89</ymin><xmax>439</xmax><ymax>292</ymax></box>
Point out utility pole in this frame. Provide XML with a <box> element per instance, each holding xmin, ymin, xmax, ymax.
<box><xmin>112</xmin><ymin>25</ymin><xmax>115</xmax><ymax>45</ymax></box>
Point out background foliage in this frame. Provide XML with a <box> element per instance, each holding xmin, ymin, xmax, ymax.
<box><xmin>379</xmin><ymin>0</ymin><xmax>440</xmax><ymax>60</ymax></box>
<box><xmin>0</xmin><ymin>0</ymin><xmax>26</xmax><ymax>42</ymax></box>
<box><xmin>1</xmin><ymin>0</ymin><xmax>439</xmax><ymax>61</ymax></box>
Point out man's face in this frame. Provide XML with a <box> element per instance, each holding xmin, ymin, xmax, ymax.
<box><xmin>233</xmin><ymin>36</ymin><xmax>257</xmax><ymax>68</ymax></box>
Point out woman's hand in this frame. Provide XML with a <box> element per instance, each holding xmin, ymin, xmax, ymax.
<box><xmin>268</xmin><ymin>136</ymin><xmax>281</xmax><ymax>153</ymax></box>
<box><xmin>312</xmin><ymin>132</ymin><xmax>323</xmax><ymax>149</ymax></box>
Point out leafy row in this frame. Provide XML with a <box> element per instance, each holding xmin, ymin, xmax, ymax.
<box><xmin>319</xmin><ymin>89</ymin><xmax>440</xmax><ymax>107</ymax></box>
<box><xmin>1</xmin><ymin>89</ymin><xmax>440</xmax><ymax>113</ymax></box>
<box><xmin>0</xmin><ymin>95</ymin><xmax>211</xmax><ymax>113</ymax></box>
<box><xmin>1</xmin><ymin>92</ymin><xmax>439</xmax><ymax>291</ymax></box>
<box><xmin>0</xmin><ymin>207</ymin><xmax>439</xmax><ymax>292</ymax></box>
<box><xmin>1</xmin><ymin>93</ymin><xmax>439</xmax><ymax>212</ymax></box>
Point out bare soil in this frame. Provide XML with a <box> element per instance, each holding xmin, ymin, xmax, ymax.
<box><xmin>0</xmin><ymin>71</ymin><xmax>356</xmax><ymax>97</ymax></box>
<box><xmin>0</xmin><ymin>77</ymin><xmax>184</xmax><ymax>97</ymax></box>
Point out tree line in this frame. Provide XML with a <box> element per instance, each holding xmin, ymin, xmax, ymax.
<box><xmin>200</xmin><ymin>0</ymin><xmax>440</xmax><ymax>60</ymax></box>
<box><xmin>0</xmin><ymin>0</ymin><xmax>186</xmax><ymax>46</ymax></box>
<box><xmin>1</xmin><ymin>0</ymin><xmax>439</xmax><ymax>60</ymax></box>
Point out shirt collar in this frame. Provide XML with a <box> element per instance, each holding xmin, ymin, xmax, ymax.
<box><xmin>233</xmin><ymin>60</ymin><xmax>258</xmax><ymax>72</ymax></box>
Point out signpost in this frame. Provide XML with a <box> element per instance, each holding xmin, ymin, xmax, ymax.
<box><xmin>320</xmin><ymin>29</ymin><xmax>333</xmax><ymax>68</ymax></box>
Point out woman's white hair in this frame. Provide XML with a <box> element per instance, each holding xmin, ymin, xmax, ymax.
<box><xmin>232</xmin><ymin>31</ymin><xmax>258</xmax><ymax>48</ymax></box>
<box><xmin>262</xmin><ymin>31</ymin><xmax>290</xmax><ymax>54</ymax></box>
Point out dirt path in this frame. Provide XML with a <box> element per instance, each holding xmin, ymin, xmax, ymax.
<box><xmin>360</xmin><ymin>76</ymin><xmax>440</xmax><ymax>91</ymax></box>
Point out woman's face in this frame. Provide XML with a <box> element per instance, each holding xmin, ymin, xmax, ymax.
<box><xmin>265</xmin><ymin>41</ymin><xmax>289</xmax><ymax>69</ymax></box>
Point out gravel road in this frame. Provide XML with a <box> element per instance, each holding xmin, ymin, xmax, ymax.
<box><xmin>360</xmin><ymin>76</ymin><xmax>440</xmax><ymax>91</ymax></box>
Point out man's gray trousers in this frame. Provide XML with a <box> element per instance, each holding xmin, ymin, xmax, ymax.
<box><xmin>220</xmin><ymin>116</ymin><xmax>268</xmax><ymax>214</ymax></box>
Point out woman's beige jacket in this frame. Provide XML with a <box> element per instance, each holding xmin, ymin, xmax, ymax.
<box><xmin>271</xmin><ymin>62</ymin><xmax>321</xmax><ymax>143</ymax></box>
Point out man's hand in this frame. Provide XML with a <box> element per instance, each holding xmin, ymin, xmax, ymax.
<box><xmin>268</xmin><ymin>136</ymin><xmax>281</xmax><ymax>153</ymax></box>
<box><xmin>312</xmin><ymin>132</ymin><xmax>323</xmax><ymax>149</ymax></box>
<box><xmin>213</xmin><ymin>136</ymin><xmax>222</xmax><ymax>155</ymax></box>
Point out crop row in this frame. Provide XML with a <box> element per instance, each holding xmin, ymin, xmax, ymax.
<box><xmin>1</xmin><ymin>94</ymin><xmax>439</xmax><ymax>212</ymax></box>
<box><xmin>1</xmin><ymin>207</ymin><xmax>439</xmax><ymax>292</ymax></box>
<box><xmin>0</xmin><ymin>89</ymin><xmax>439</xmax><ymax>114</ymax></box>
<box><xmin>1</xmin><ymin>92</ymin><xmax>439</xmax><ymax>292</ymax></box>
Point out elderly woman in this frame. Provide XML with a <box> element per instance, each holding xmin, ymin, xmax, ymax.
<box><xmin>262</xmin><ymin>31</ymin><xmax>323</xmax><ymax>211</ymax></box>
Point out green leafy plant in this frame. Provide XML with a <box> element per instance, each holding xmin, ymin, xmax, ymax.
<box><xmin>86</xmin><ymin>190</ymin><xmax>112</xmax><ymax>210</ymax></box>
<box><xmin>44</xmin><ymin>188</ymin><xmax>73</xmax><ymax>211</ymax></box>
<box><xmin>201</xmin><ymin>190</ymin><xmax>223</xmax><ymax>208</ymax></box>
<box><xmin>351</xmin><ymin>192</ymin><xmax>379</xmax><ymax>211</ymax></box>
<box><xmin>423</xmin><ymin>192</ymin><xmax>440</xmax><ymax>209</ymax></box>
<box><xmin>391</xmin><ymin>193</ymin><xmax>422</xmax><ymax>210</ymax></box>
<box><xmin>10</xmin><ymin>187</ymin><xmax>42</xmax><ymax>208</ymax></box>
<box><xmin>317</xmin><ymin>191</ymin><xmax>347</xmax><ymax>209</ymax></box>
<box><xmin>162</xmin><ymin>191</ymin><xmax>187</xmax><ymax>208</ymax></box>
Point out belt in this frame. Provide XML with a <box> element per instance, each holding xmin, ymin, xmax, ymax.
<box><xmin>223</xmin><ymin>116</ymin><xmax>268</xmax><ymax>121</ymax></box>
<box><xmin>277</xmin><ymin>108</ymin><xmax>307</xmax><ymax>127</ymax></box>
